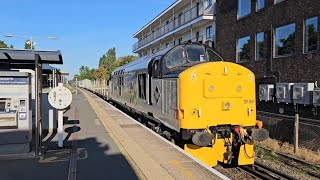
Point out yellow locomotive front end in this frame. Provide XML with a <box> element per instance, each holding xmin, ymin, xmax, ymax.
<box><xmin>178</xmin><ymin>61</ymin><xmax>261</xmax><ymax>167</ymax></box>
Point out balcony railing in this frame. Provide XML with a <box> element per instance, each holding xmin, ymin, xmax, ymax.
<box><xmin>133</xmin><ymin>1</ymin><xmax>214</xmax><ymax>52</ymax></box>
<box><xmin>150</xmin><ymin>35</ymin><xmax>206</xmax><ymax>55</ymax></box>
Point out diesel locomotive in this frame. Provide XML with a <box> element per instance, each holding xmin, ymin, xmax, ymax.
<box><xmin>109</xmin><ymin>43</ymin><xmax>268</xmax><ymax>167</ymax></box>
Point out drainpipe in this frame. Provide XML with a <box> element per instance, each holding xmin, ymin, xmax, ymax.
<box><xmin>263</xmin><ymin>24</ymin><xmax>280</xmax><ymax>84</ymax></box>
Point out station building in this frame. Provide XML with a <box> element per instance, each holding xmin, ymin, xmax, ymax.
<box><xmin>133</xmin><ymin>0</ymin><xmax>216</xmax><ymax>57</ymax></box>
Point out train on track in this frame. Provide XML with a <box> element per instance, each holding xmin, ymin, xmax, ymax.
<box><xmin>106</xmin><ymin>43</ymin><xmax>268</xmax><ymax>167</ymax></box>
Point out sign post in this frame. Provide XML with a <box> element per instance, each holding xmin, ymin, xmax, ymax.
<box><xmin>48</xmin><ymin>83</ymin><xmax>72</xmax><ymax>147</ymax></box>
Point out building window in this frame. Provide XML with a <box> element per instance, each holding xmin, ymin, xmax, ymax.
<box><xmin>178</xmin><ymin>38</ymin><xmax>182</xmax><ymax>45</ymax></box>
<box><xmin>256</xmin><ymin>32</ymin><xmax>264</xmax><ymax>60</ymax></box>
<box><xmin>166</xmin><ymin>43</ymin><xmax>169</xmax><ymax>48</ymax></box>
<box><xmin>238</xmin><ymin>0</ymin><xmax>251</xmax><ymax>19</ymax></box>
<box><xmin>304</xmin><ymin>16</ymin><xmax>318</xmax><ymax>52</ymax></box>
<box><xmin>237</xmin><ymin>36</ymin><xmax>251</xmax><ymax>62</ymax></box>
<box><xmin>274</xmin><ymin>0</ymin><xmax>285</xmax><ymax>4</ymax></box>
<box><xmin>274</xmin><ymin>23</ymin><xmax>296</xmax><ymax>57</ymax></box>
<box><xmin>256</xmin><ymin>0</ymin><xmax>264</xmax><ymax>11</ymax></box>
<box><xmin>206</xmin><ymin>26</ymin><xmax>213</xmax><ymax>39</ymax></box>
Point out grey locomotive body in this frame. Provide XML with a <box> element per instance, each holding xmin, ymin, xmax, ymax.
<box><xmin>109</xmin><ymin>43</ymin><xmax>222</xmax><ymax>132</ymax></box>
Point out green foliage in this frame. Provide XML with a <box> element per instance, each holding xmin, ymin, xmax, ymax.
<box><xmin>99</xmin><ymin>47</ymin><xmax>116</xmax><ymax>68</ymax></box>
<box><xmin>0</xmin><ymin>40</ymin><xmax>14</xmax><ymax>49</ymax></box>
<box><xmin>25</xmin><ymin>39</ymin><xmax>31</xmax><ymax>49</ymax></box>
<box><xmin>77</xmin><ymin>47</ymin><xmax>138</xmax><ymax>81</ymax></box>
<box><xmin>0</xmin><ymin>40</ymin><xmax>8</xmax><ymax>48</ymax></box>
<box><xmin>78</xmin><ymin>65</ymin><xmax>94</xmax><ymax>80</ymax></box>
<box><xmin>93</xmin><ymin>66</ymin><xmax>108</xmax><ymax>80</ymax></box>
<box><xmin>104</xmin><ymin>55</ymin><xmax>138</xmax><ymax>80</ymax></box>
<box><xmin>117</xmin><ymin>55</ymin><xmax>138</xmax><ymax>66</ymax></box>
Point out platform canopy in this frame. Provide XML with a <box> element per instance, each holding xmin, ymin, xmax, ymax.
<box><xmin>0</xmin><ymin>48</ymin><xmax>63</xmax><ymax>68</ymax></box>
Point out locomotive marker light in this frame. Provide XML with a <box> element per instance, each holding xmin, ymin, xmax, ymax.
<box><xmin>48</xmin><ymin>83</ymin><xmax>72</xmax><ymax>147</ymax></box>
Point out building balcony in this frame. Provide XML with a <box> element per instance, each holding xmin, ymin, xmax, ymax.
<box><xmin>133</xmin><ymin>1</ymin><xmax>215</xmax><ymax>53</ymax></box>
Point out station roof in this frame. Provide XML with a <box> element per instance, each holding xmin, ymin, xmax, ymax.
<box><xmin>0</xmin><ymin>48</ymin><xmax>63</xmax><ymax>65</ymax></box>
<box><xmin>43</xmin><ymin>64</ymin><xmax>57</xmax><ymax>70</ymax></box>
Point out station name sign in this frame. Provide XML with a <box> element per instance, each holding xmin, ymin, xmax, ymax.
<box><xmin>0</xmin><ymin>77</ymin><xmax>29</xmax><ymax>85</ymax></box>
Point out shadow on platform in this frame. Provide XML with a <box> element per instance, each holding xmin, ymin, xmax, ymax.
<box><xmin>0</xmin><ymin>131</ymin><xmax>139</xmax><ymax>180</ymax></box>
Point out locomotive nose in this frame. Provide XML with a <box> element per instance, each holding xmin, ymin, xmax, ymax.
<box><xmin>178</xmin><ymin>62</ymin><xmax>257</xmax><ymax>127</ymax></box>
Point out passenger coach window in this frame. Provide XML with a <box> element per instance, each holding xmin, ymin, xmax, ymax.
<box><xmin>138</xmin><ymin>74</ymin><xmax>147</xmax><ymax>100</ymax></box>
<box><xmin>165</xmin><ymin>46</ymin><xmax>186</xmax><ymax>68</ymax></box>
<box><xmin>186</xmin><ymin>45</ymin><xmax>205</xmax><ymax>62</ymax></box>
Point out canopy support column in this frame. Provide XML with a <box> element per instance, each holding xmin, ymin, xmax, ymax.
<box><xmin>35</xmin><ymin>54</ymin><xmax>43</xmax><ymax>156</ymax></box>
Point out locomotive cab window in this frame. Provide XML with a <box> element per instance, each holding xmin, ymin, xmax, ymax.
<box><xmin>207</xmin><ymin>48</ymin><xmax>223</xmax><ymax>62</ymax></box>
<box><xmin>186</xmin><ymin>44</ymin><xmax>206</xmax><ymax>62</ymax></box>
<box><xmin>138</xmin><ymin>73</ymin><xmax>147</xmax><ymax>100</ymax></box>
<box><xmin>152</xmin><ymin>60</ymin><xmax>160</xmax><ymax>78</ymax></box>
<box><xmin>165</xmin><ymin>46</ymin><xmax>187</xmax><ymax>68</ymax></box>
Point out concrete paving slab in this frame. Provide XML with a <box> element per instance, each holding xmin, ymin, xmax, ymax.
<box><xmin>0</xmin><ymin>90</ymin><xmax>143</xmax><ymax>180</ymax></box>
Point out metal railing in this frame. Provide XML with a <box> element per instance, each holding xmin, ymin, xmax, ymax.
<box><xmin>133</xmin><ymin>1</ymin><xmax>214</xmax><ymax>51</ymax></box>
<box><xmin>149</xmin><ymin>35</ymin><xmax>205</xmax><ymax>55</ymax></box>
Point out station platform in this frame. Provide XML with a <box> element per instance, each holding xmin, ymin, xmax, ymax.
<box><xmin>0</xmin><ymin>89</ymin><xmax>228</xmax><ymax>180</ymax></box>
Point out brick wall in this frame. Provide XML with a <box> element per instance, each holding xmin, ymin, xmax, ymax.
<box><xmin>215</xmin><ymin>0</ymin><xmax>320</xmax><ymax>82</ymax></box>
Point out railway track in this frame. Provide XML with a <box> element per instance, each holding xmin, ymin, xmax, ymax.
<box><xmin>257</xmin><ymin>111</ymin><xmax>320</xmax><ymax>127</ymax></box>
<box><xmin>239</xmin><ymin>161</ymin><xmax>295</xmax><ymax>180</ymax></box>
<box><xmin>256</xmin><ymin>146</ymin><xmax>320</xmax><ymax>179</ymax></box>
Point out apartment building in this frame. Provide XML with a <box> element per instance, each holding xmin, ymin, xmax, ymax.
<box><xmin>133</xmin><ymin>0</ymin><xmax>216</xmax><ymax>57</ymax></box>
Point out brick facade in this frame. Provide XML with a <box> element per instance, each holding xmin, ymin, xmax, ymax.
<box><xmin>215</xmin><ymin>0</ymin><xmax>320</xmax><ymax>83</ymax></box>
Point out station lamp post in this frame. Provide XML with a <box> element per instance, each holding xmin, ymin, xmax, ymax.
<box><xmin>3</xmin><ymin>34</ymin><xmax>57</xmax><ymax>50</ymax></box>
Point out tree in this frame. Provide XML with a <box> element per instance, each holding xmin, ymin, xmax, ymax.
<box><xmin>0</xmin><ymin>40</ymin><xmax>8</xmax><ymax>48</ymax></box>
<box><xmin>117</xmin><ymin>55</ymin><xmax>138</xmax><ymax>66</ymax></box>
<box><xmin>78</xmin><ymin>65</ymin><xmax>94</xmax><ymax>80</ymax></box>
<box><xmin>93</xmin><ymin>66</ymin><xmax>108</xmax><ymax>80</ymax></box>
<box><xmin>77</xmin><ymin>48</ymin><xmax>138</xmax><ymax>81</ymax></box>
<box><xmin>9</xmin><ymin>45</ymin><xmax>14</xmax><ymax>49</ymax></box>
<box><xmin>99</xmin><ymin>47</ymin><xmax>116</xmax><ymax>68</ymax></box>
<box><xmin>25</xmin><ymin>40</ymin><xmax>31</xmax><ymax>49</ymax></box>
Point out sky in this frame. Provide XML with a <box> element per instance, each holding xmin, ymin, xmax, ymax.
<box><xmin>1</xmin><ymin>0</ymin><xmax>176</xmax><ymax>77</ymax></box>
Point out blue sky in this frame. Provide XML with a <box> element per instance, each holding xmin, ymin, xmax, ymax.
<box><xmin>1</xmin><ymin>0</ymin><xmax>176</xmax><ymax>77</ymax></box>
